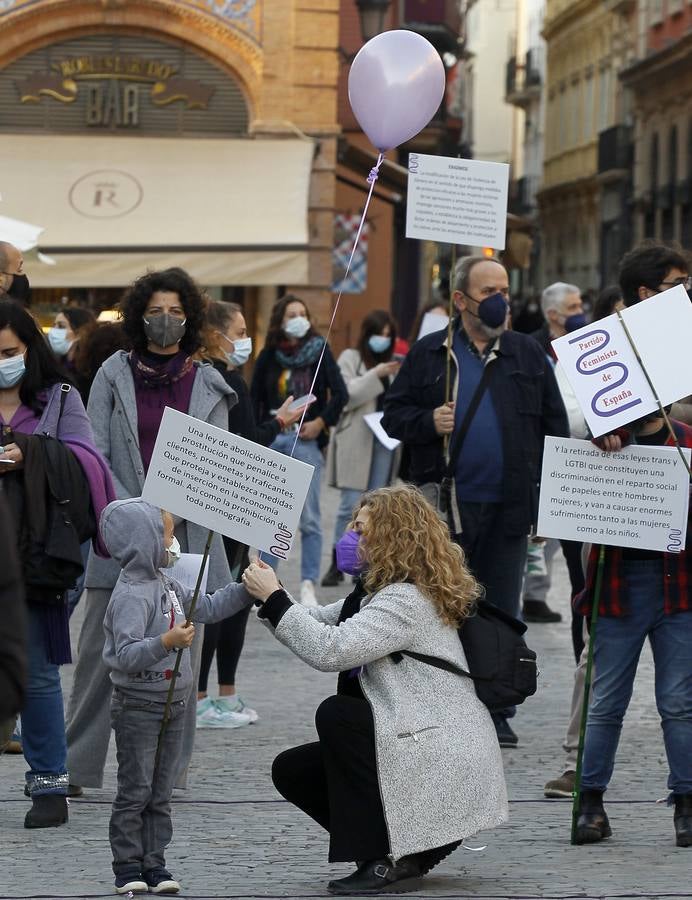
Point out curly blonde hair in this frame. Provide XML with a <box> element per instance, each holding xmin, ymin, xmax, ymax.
<box><xmin>354</xmin><ymin>485</ymin><xmax>481</xmax><ymax>626</ymax></box>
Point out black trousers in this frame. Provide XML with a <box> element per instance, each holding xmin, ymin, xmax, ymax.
<box><xmin>271</xmin><ymin>695</ymin><xmax>390</xmax><ymax>863</ymax></box>
<box><xmin>198</xmin><ymin>539</ymin><xmax>251</xmax><ymax>692</ymax></box>
<box><xmin>560</xmin><ymin>539</ymin><xmax>586</xmax><ymax>662</ymax></box>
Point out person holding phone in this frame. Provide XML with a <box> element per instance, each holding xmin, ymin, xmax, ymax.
<box><xmin>322</xmin><ymin>310</ymin><xmax>400</xmax><ymax>587</ymax></box>
<box><xmin>250</xmin><ymin>294</ymin><xmax>347</xmax><ymax>607</ymax></box>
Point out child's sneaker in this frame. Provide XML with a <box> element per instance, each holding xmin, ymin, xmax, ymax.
<box><xmin>215</xmin><ymin>696</ymin><xmax>258</xmax><ymax>724</ymax></box>
<box><xmin>114</xmin><ymin>871</ymin><xmax>148</xmax><ymax>894</ymax></box>
<box><xmin>143</xmin><ymin>867</ymin><xmax>180</xmax><ymax>894</ymax></box>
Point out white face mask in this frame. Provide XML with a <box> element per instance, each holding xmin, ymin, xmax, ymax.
<box><xmin>165</xmin><ymin>535</ymin><xmax>182</xmax><ymax>567</ymax></box>
<box><xmin>0</xmin><ymin>353</ymin><xmax>26</xmax><ymax>389</ymax></box>
<box><xmin>217</xmin><ymin>332</ymin><xmax>253</xmax><ymax>367</ymax></box>
<box><xmin>283</xmin><ymin>316</ymin><xmax>310</xmax><ymax>340</ymax></box>
<box><xmin>47</xmin><ymin>327</ymin><xmax>73</xmax><ymax>357</ymax></box>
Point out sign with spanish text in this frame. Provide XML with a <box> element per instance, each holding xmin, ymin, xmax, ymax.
<box><xmin>537</xmin><ymin>437</ymin><xmax>690</xmax><ymax>553</ymax></box>
<box><xmin>142</xmin><ymin>408</ymin><xmax>314</xmax><ymax>559</ymax></box>
<box><xmin>552</xmin><ymin>285</ymin><xmax>692</xmax><ymax>438</ymax></box>
<box><xmin>406</xmin><ymin>153</ymin><xmax>509</xmax><ymax>250</ymax></box>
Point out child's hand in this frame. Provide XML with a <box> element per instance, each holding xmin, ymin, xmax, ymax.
<box><xmin>162</xmin><ymin>622</ymin><xmax>195</xmax><ymax>651</ymax></box>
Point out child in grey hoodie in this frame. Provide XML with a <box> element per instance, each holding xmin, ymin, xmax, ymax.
<box><xmin>100</xmin><ymin>498</ymin><xmax>254</xmax><ymax>896</ymax></box>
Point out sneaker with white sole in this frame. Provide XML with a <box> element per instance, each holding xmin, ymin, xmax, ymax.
<box><xmin>300</xmin><ymin>579</ymin><xmax>319</xmax><ymax>607</ymax></box>
<box><xmin>143</xmin><ymin>867</ymin><xmax>180</xmax><ymax>895</ymax></box>
<box><xmin>196</xmin><ymin>697</ymin><xmax>251</xmax><ymax>729</ymax></box>
<box><xmin>114</xmin><ymin>872</ymin><xmax>148</xmax><ymax>894</ymax></box>
<box><xmin>215</xmin><ymin>696</ymin><xmax>258</xmax><ymax>723</ymax></box>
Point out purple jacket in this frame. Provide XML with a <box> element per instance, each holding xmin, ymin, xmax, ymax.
<box><xmin>35</xmin><ymin>383</ymin><xmax>116</xmax><ymax>556</ymax></box>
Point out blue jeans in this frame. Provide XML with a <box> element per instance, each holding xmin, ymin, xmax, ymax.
<box><xmin>333</xmin><ymin>441</ymin><xmax>394</xmax><ymax>543</ymax></box>
<box><xmin>67</xmin><ymin>539</ymin><xmax>91</xmax><ymax>617</ymax></box>
<box><xmin>23</xmin><ymin>606</ymin><xmax>68</xmax><ymax>796</ymax></box>
<box><xmin>265</xmin><ymin>434</ymin><xmax>323</xmax><ymax>583</ymax></box>
<box><xmin>109</xmin><ymin>691</ymin><xmax>186</xmax><ymax>875</ymax></box>
<box><xmin>581</xmin><ymin>559</ymin><xmax>692</xmax><ymax>794</ymax></box>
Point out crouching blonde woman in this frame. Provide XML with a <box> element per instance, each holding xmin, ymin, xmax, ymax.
<box><xmin>242</xmin><ymin>485</ymin><xmax>508</xmax><ymax>895</ymax></box>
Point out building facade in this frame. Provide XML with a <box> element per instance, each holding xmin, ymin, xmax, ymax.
<box><xmin>622</xmin><ymin>0</ymin><xmax>692</xmax><ymax>253</ymax></box>
<box><xmin>538</xmin><ymin>0</ymin><xmax>635</xmax><ymax>294</ymax></box>
<box><xmin>505</xmin><ymin>0</ymin><xmax>546</xmax><ymax>298</ymax></box>
<box><xmin>0</xmin><ymin>0</ymin><xmax>341</xmax><ymax>335</ymax></box>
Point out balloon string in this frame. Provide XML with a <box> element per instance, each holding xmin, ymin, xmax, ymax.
<box><xmin>289</xmin><ymin>152</ymin><xmax>384</xmax><ymax>456</ymax></box>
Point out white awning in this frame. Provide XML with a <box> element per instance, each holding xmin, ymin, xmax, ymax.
<box><xmin>0</xmin><ymin>135</ymin><xmax>313</xmax><ymax>286</ymax></box>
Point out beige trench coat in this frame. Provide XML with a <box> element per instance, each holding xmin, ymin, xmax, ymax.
<box><xmin>326</xmin><ymin>348</ymin><xmax>400</xmax><ymax>491</ymax></box>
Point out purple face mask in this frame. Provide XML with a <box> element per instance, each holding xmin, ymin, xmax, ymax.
<box><xmin>335</xmin><ymin>529</ymin><xmax>365</xmax><ymax>576</ymax></box>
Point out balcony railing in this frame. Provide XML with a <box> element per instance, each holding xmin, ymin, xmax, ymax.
<box><xmin>597</xmin><ymin>124</ymin><xmax>633</xmax><ymax>174</ymax></box>
<box><xmin>505</xmin><ymin>49</ymin><xmax>542</xmax><ymax>108</ymax></box>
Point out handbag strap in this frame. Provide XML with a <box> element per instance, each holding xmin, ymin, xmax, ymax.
<box><xmin>58</xmin><ymin>383</ymin><xmax>71</xmax><ymax>424</ymax></box>
<box><xmin>444</xmin><ymin>359</ymin><xmax>494</xmax><ymax>478</ymax></box>
<box><xmin>391</xmin><ymin>648</ymin><xmax>474</xmax><ymax>681</ymax></box>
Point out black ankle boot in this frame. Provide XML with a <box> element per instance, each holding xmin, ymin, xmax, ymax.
<box><xmin>575</xmin><ymin>789</ymin><xmax>611</xmax><ymax>845</ymax></box>
<box><xmin>24</xmin><ymin>794</ymin><xmax>68</xmax><ymax>829</ymax></box>
<box><xmin>327</xmin><ymin>858</ymin><xmax>422</xmax><ymax>895</ymax></box>
<box><xmin>321</xmin><ymin>548</ymin><xmax>344</xmax><ymax>587</ymax></box>
<box><xmin>674</xmin><ymin>793</ymin><xmax>692</xmax><ymax>847</ymax></box>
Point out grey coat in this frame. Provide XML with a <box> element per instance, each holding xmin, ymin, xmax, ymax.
<box><xmin>101</xmin><ymin>499</ymin><xmax>253</xmax><ymax>701</ymax></box>
<box><xmin>269</xmin><ymin>583</ymin><xmax>508</xmax><ymax>860</ymax></box>
<box><xmin>84</xmin><ymin>351</ymin><xmax>236</xmax><ymax>590</ymax></box>
<box><xmin>326</xmin><ymin>348</ymin><xmax>400</xmax><ymax>491</ymax></box>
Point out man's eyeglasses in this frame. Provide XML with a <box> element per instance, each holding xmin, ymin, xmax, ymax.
<box><xmin>660</xmin><ymin>276</ymin><xmax>692</xmax><ymax>291</ymax></box>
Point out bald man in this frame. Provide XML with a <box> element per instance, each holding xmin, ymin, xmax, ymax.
<box><xmin>0</xmin><ymin>242</ymin><xmax>30</xmax><ymax>306</ymax></box>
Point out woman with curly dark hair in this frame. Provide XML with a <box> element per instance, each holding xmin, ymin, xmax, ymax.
<box><xmin>65</xmin><ymin>268</ymin><xmax>238</xmax><ymax>795</ymax></box>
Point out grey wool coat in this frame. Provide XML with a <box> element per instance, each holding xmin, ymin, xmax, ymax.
<box><xmin>326</xmin><ymin>348</ymin><xmax>400</xmax><ymax>491</ymax></box>
<box><xmin>84</xmin><ymin>350</ymin><xmax>236</xmax><ymax>591</ymax></box>
<box><xmin>268</xmin><ymin>582</ymin><xmax>509</xmax><ymax>860</ymax></box>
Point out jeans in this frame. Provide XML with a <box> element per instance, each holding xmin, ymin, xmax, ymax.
<box><xmin>265</xmin><ymin>434</ymin><xmax>323</xmax><ymax>583</ymax></box>
<box><xmin>109</xmin><ymin>690</ymin><xmax>186</xmax><ymax>876</ymax></box>
<box><xmin>332</xmin><ymin>441</ymin><xmax>394</xmax><ymax>544</ymax></box>
<box><xmin>67</xmin><ymin>539</ymin><xmax>91</xmax><ymax>617</ymax></box>
<box><xmin>581</xmin><ymin>559</ymin><xmax>692</xmax><ymax>794</ymax></box>
<box><xmin>23</xmin><ymin>606</ymin><xmax>68</xmax><ymax>796</ymax></box>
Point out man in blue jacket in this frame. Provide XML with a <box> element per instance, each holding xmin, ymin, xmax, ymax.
<box><xmin>382</xmin><ymin>256</ymin><xmax>569</xmax><ymax>747</ymax></box>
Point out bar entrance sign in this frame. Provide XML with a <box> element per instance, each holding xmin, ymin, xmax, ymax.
<box><xmin>142</xmin><ymin>407</ymin><xmax>314</xmax><ymax>559</ymax></box>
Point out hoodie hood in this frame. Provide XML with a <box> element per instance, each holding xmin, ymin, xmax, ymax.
<box><xmin>100</xmin><ymin>498</ymin><xmax>166</xmax><ymax>579</ymax></box>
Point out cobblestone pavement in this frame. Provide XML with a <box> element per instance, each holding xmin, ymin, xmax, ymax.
<box><xmin>2</xmin><ymin>483</ymin><xmax>690</xmax><ymax>899</ymax></box>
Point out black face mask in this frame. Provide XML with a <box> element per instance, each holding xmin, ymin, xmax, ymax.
<box><xmin>6</xmin><ymin>274</ymin><xmax>31</xmax><ymax>306</ymax></box>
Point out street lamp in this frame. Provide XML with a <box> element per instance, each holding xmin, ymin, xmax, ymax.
<box><xmin>355</xmin><ymin>0</ymin><xmax>391</xmax><ymax>43</ymax></box>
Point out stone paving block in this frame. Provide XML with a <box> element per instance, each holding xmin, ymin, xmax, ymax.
<box><xmin>3</xmin><ymin>483</ymin><xmax>690</xmax><ymax>899</ymax></box>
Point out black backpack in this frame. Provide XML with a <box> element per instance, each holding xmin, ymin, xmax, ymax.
<box><xmin>394</xmin><ymin>601</ymin><xmax>538</xmax><ymax>711</ymax></box>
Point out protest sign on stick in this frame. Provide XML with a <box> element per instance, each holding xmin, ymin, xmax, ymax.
<box><xmin>405</xmin><ymin>154</ymin><xmax>509</xmax><ymax>249</ymax></box>
<box><xmin>142</xmin><ymin>408</ymin><xmax>314</xmax><ymax>559</ymax></box>
<box><xmin>552</xmin><ymin>285</ymin><xmax>692</xmax><ymax>438</ymax></box>
<box><xmin>537</xmin><ymin>437</ymin><xmax>690</xmax><ymax>552</ymax></box>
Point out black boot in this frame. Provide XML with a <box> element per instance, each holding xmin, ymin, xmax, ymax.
<box><xmin>24</xmin><ymin>794</ymin><xmax>68</xmax><ymax>829</ymax></box>
<box><xmin>674</xmin><ymin>794</ymin><xmax>692</xmax><ymax>847</ymax></box>
<box><xmin>574</xmin><ymin>789</ymin><xmax>611</xmax><ymax>845</ymax></box>
<box><xmin>327</xmin><ymin>858</ymin><xmax>422</xmax><ymax>895</ymax></box>
<box><xmin>321</xmin><ymin>548</ymin><xmax>344</xmax><ymax>587</ymax></box>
